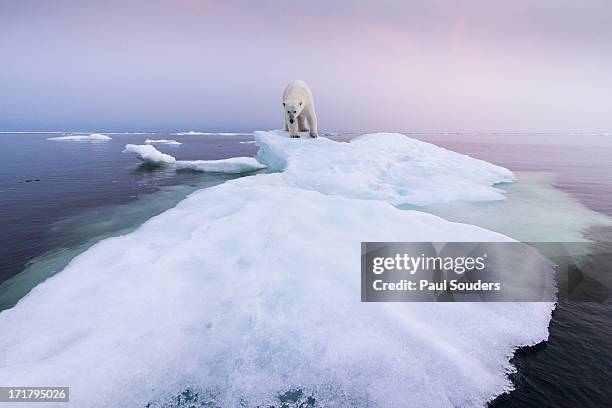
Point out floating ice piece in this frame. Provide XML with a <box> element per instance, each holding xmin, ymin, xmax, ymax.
<box><xmin>240</xmin><ymin>140</ymin><xmax>256</xmax><ymax>144</ymax></box>
<box><xmin>105</xmin><ymin>132</ymin><xmax>152</xmax><ymax>135</ymax></box>
<box><xmin>122</xmin><ymin>144</ymin><xmax>176</xmax><ymax>164</ymax></box>
<box><xmin>47</xmin><ymin>133</ymin><xmax>112</xmax><ymax>141</ymax></box>
<box><xmin>173</xmin><ymin>130</ymin><xmax>207</xmax><ymax>135</ymax></box>
<box><xmin>173</xmin><ymin>131</ymin><xmax>252</xmax><ymax>136</ymax></box>
<box><xmin>255</xmin><ymin>130</ymin><xmax>516</xmax><ymax>206</ymax></box>
<box><xmin>145</xmin><ymin>139</ymin><xmax>182</xmax><ymax>145</ymax></box>
<box><xmin>122</xmin><ymin>145</ymin><xmax>262</xmax><ymax>173</ymax></box>
<box><xmin>176</xmin><ymin>157</ymin><xmax>266</xmax><ymax>173</ymax></box>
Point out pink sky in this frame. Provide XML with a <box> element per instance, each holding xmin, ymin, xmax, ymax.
<box><xmin>1</xmin><ymin>0</ymin><xmax>611</xmax><ymax>132</ymax></box>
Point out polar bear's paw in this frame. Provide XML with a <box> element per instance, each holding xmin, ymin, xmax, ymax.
<box><xmin>310</xmin><ymin>132</ymin><xmax>318</xmax><ymax>138</ymax></box>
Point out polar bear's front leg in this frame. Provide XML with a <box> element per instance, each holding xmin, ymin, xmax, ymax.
<box><xmin>297</xmin><ymin>114</ymin><xmax>308</xmax><ymax>132</ymax></box>
<box><xmin>288</xmin><ymin>118</ymin><xmax>300</xmax><ymax>138</ymax></box>
<box><xmin>306</xmin><ymin>112</ymin><xmax>318</xmax><ymax>138</ymax></box>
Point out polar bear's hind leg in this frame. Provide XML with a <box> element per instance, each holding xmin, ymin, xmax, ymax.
<box><xmin>307</xmin><ymin>112</ymin><xmax>318</xmax><ymax>138</ymax></box>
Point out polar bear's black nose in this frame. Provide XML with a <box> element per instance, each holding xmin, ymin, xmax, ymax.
<box><xmin>290</xmin><ymin>119</ymin><xmax>294</xmax><ymax>124</ymax></box>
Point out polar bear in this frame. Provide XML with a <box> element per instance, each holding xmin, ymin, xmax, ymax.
<box><xmin>282</xmin><ymin>80</ymin><xmax>318</xmax><ymax>138</ymax></box>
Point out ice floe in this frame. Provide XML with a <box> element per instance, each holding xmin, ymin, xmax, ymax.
<box><xmin>255</xmin><ymin>130</ymin><xmax>516</xmax><ymax>206</ymax></box>
<box><xmin>173</xmin><ymin>131</ymin><xmax>252</xmax><ymax>136</ymax></box>
<box><xmin>47</xmin><ymin>133</ymin><xmax>112</xmax><ymax>141</ymax></box>
<box><xmin>173</xmin><ymin>130</ymin><xmax>207</xmax><ymax>135</ymax></box>
<box><xmin>145</xmin><ymin>139</ymin><xmax>182</xmax><ymax>145</ymax></box>
<box><xmin>122</xmin><ymin>144</ymin><xmax>176</xmax><ymax>164</ymax></box>
<box><xmin>0</xmin><ymin>130</ymin><xmax>552</xmax><ymax>407</ymax></box>
<box><xmin>122</xmin><ymin>144</ymin><xmax>265</xmax><ymax>173</ymax></box>
<box><xmin>176</xmin><ymin>157</ymin><xmax>266</xmax><ymax>173</ymax></box>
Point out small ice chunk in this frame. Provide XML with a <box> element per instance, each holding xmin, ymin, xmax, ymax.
<box><xmin>176</xmin><ymin>157</ymin><xmax>266</xmax><ymax>174</ymax></box>
<box><xmin>145</xmin><ymin>139</ymin><xmax>182</xmax><ymax>145</ymax></box>
<box><xmin>47</xmin><ymin>133</ymin><xmax>112</xmax><ymax>141</ymax></box>
<box><xmin>122</xmin><ymin>144</ymin><xmax>176</xmax><ymax>164</ymax></box>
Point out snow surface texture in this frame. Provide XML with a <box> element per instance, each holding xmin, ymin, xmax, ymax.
<box><xmin>47</xmin><ymin>133</ymin><xmax>111</xmax><ymax>141</ymax></box>
<box><xmin>0</xmin><ymin>131</ymin><xmax>553</xmax><ymax>407</ymax></box>
<box><xmin>145</xmin><ymin>139</ymin><xmax>182</xmax><ymax>145</ymax></box>
<box><xmin>255</xmin><ymin>130</ymin><xmax>515</xmax><ymax>206</ymax></box>
<box><xmin>176</xmin><ymin>157</ymin><xmax>266</xmax><ymax>174</ymax></box>
<box><xmin>122</xmin><ymin>144</ymin><xmax>176</xmax><ymax>164</ymax></box>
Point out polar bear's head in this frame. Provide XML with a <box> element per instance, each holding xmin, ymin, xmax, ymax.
<box><xmin>282</xmin><ymin>100</ymin><xmax>304</xmax><ymax>125</ymax></box>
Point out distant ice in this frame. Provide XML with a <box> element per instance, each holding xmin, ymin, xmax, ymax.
<box><xmin>122</xmin><ymin>144</ymin><xmax>176</xmax><ymax>164</ymax></box>
<box><xmin>240</xmin><ymin>140</ymin><xmax>256</xmax><ymax>144</ymax></box>
<box><xmin>176</xmin><ymin>157</ymin><xmax>265</xmax><ymax>173</ymax></box>
<box><xmin>47</xmin><ymin>133</ymin><xmax>112</xmax><ymax>141</ymax></box>
<box><xmin>173</xmin><ymin>131</ymin><xmax>207</xmax><ymax>135</ymax></box>
<box><xmin>105</xmin><ymin>132</ymin><xmax>153</xmax><ymax>135</ymax></box>
<box><xmin>173</xmin><ymin>131</ymin><xmax>252</xmax><ymax>136</ymax></box>
<box><xmin>255</xmin><ymin>130</ymin><xmax>515</xmax><ymax>206</ymax></box>
<box><xmin>145</xmin><ymin>139</ymin><xmax>182</xmax><ymax>145</ymax></box>
<box><xmin>0</xmin><ymin>130</ymin><xmax>552</xmax><ymax>407</ymax></box>
<box><xmin>0</xmin><ymin>131</ymin><xmax>64</xmax><ymax>134</ymax></box>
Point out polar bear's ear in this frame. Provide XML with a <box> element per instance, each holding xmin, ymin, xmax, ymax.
<box><xmin>282</xmin><ymin>102</ymin><xmax>286</xmax><ymax>106</ymax></box>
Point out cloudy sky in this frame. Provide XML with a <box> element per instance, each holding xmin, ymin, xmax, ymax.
<box><xmin>1</xmin><ymin>0</ymin><xmax>611</xmax><ymax>132</ymax></box>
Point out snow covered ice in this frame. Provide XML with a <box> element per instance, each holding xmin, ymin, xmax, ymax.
<box><xmin>255</xmin><ymin>130</ymin><xmax>515</xmax><ymax>206</ymax></box>
<box><xmin>47</xmin><ymin>133</ymin><xmax>112</xmax><ymax>141</ymax></box>
<box><xmin>0</xmin><ymin>131</ymin><xmax>553</xmax><ymax>407</ymax></box>
<box><xmin>173</xmin><ymin>130</ymin><xmax>207</xmax><ymax>135</ymax></box>
<box><xmin>172</xmin><ymin>131</ymin><xmax>252</xmax><ymax>136</ymax></box>
<box><xmin>145</xmin><ymin>139</ymin><xmax>182</xmax><ymax>145</ymax></box>
<box><xmin>122</xmin><ymin>144</ymin><xmax>176</xmax><ymax>164</ymax></box>
<box><xmin>123</xmin><ymin>144</ymin><xmax>266</xmax><ymax>173</ymax></box>
<box><xmin>176</xmin><ymin>157</ymin><xmax>266</xmax><ymax>174</ymax></box>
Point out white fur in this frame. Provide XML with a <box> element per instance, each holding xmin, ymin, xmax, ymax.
<box><xmin>282</xmin><ymin>80</ymin><xmax>318</xmax><ymax>138</ymax></box>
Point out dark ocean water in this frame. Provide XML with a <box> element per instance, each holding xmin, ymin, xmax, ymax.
<box><xmin>0</xmin><ymin>132</ymin><xmax>258</xmax><ymax>285</ymax></box>
<box><xmin>411</xmin><ymin>133</ymin><xmax>612</xmax><ymax>408</ymax></box>
<box><xmin>0</xmin><ymin>131</ymin><xmax>611</xmax><ymax>407</ymax></box>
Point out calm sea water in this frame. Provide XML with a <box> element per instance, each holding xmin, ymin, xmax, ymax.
<box><xmin>412</xmin><ymin>133</ymin><xmax>612</xmax><ymax>408</ymax></box>
<box><xmin>0</xmin><ymin>132</ymin><xmax>257</xmax><ymax>285</ymax></box>
<box><xmin>0</xmin><ymin>132</ymin><xmax>611</xmax><ymax>407</ymax></box>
